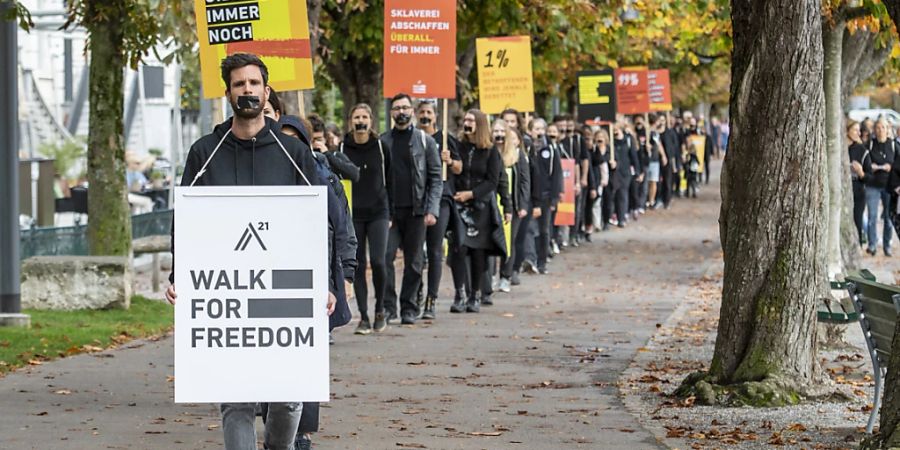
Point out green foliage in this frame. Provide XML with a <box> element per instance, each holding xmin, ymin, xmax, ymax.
<box><xmin>37</xmin><ymin>138</ymin><xmax>86</xmax><ymax>179</ymax></box>
<box><xmin>0</xmin><ymin>296</ymin><xmax>173</xmax><ymax>375</ymax></box>
<box><xmin>2</xmin><ymin>0</ymin><xmax>33</xmax><ymax>31</ymax></box>
<box><xmin>62</xmin><ymin>1</ymin><xmax>161</xmax><ymax>69</ymax></box>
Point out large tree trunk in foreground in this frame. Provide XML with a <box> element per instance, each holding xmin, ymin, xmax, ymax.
<box><xmin>86</xmin><ymin>0</ymin><xmax>132</xmax><ymax>258</ymax></box>
<box><xmin>864</xmin><ymin>3</ymin><xmax>900</xmax><ymax>447</ymax></box>
<box><xmin>680</xmin><ymin>0</ymin><xmax>828</xmax><ymax>406</ymax></box>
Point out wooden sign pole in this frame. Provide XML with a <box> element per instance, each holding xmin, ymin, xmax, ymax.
<box><xmin>442</xmin><ymin>98</ymin><xmax>449</xmax><ymax>181</ymax></box>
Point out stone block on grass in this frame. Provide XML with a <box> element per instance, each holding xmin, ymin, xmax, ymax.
<box><xmin>21</xmin><ymin>256</ymin><xmax>132</xmax><ymax>310</ymax></box>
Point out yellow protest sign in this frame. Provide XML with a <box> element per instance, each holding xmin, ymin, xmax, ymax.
<box><xmin>476</xmin><ymin>36</ymin><xmax>535</xmax><ymax>114</ymax></box>
<box><xmin>688</xmin><ymin>135</ymin><xmax>706</xmax><ymax>174</ymax></box>
<box><xmin>194</xmin><ymin>0</ymin><xmax>314</xmax><ymax>99</ymax></box>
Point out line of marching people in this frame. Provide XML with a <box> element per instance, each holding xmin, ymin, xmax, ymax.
<box><xmin>167</xmin><ymin>52</ymin><xmax>723</xmax><ymax>450</ymax></box>
<box><xmin>292</xmin><ymin>94</ymin><xmax>722</xmax><ymax>333</ymax></box>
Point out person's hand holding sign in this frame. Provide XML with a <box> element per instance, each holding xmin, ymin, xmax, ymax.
<box><xmin>166</xmin><ymin>284</ymin><xmax>177</xmax><ymax>305</ymax></box>
<box><xmin>327</xmin><ymin>292</ymin><xmax>336</xmax><ymax>316</ymax></box>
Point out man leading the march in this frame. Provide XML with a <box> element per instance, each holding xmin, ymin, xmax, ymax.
<box><xmin>164</xmin><ymin>53</ymin><xmax>346</xmax><ymax>450</ymax></box>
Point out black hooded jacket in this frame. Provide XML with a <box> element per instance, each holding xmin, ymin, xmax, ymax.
<box><xmin>169</xmin><ymin>117</ymin><xmax>354</xmax><ymax>330</ymax></box>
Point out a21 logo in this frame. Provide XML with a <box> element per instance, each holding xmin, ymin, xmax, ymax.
<box><xmin>234</xmin><ymin>222</ymin><xmax>269</xmax><ymax>251</ymax></box>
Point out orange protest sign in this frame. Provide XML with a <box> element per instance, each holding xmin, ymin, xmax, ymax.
<box><xmin>383</xmin><ymin>0</ymin><xmax>457</xmax><ymax>99</ymax></box>
<box><xmin>614</xmin><ymin>67</ymin><xmax>650</xmax><ymax>115</ymax></box>
<box><xmin>194</xmin><ymin>0</ymin><xmax>314</xmax><ymax>99</ymax></box>
<box><xmin>648</xmin><ymin>69</ymin><xmax>673</xmax><ymax>112</ymax></box>
<box><xmin>476</xmin><ymin>36</ymin><xmax>535</xmax><ymax>114</ymax></box>
<box><xmin>554</xmin><ymin>159</ymin><xmax>576</xmax><ymax>226</ymax></box>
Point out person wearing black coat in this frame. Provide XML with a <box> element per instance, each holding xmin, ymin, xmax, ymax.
<box><xmin>340</xmin><ymin>103</ymin><xmax>392</xmax><ymax>334</ymax></box>
<box><xmin>500</xmin><ymin>128</ymin><xmax>532</xmax><ymax>288</ymax></box>
<box><xmin>450</xmin><ymin>110</ymin><xmax>507</xmax><ymax>313</ymax></box>
<box><xmin>609</xmin><ymin>124</ymin><xmax>639</xmax><ymax>227</ymax></box>
<box><xmin>527</xmin><ymin>118</ymin><xmax>563</xmax><ymax>273</ymax></box>
<box><xmin>415</xmin><ymin>100</ymin><xmax>462</xmax><ymax>319</ymax></box>
<box><xmin>847</xmin><ymin>121</ymin><xmax>868</xmax><ymax>245</ymax></box>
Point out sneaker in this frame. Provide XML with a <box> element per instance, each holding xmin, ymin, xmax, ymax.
<box><xmin>584</xmin><ymin>233</ymin><xmax>592</xmax><ymax>243</ymax></box>
<box><xmin>386</xmin><ymin>310</ymin><xmax>399</xmax><ymax>324</ymax></box>
<box><xmin>482</xmin><ymin>294</ymin><xmax>493</xmax><ymax>306</ymax></box>
<box><xmin>373</xmin><ymin>313</ymin><xmax>387</xmax><ymax>332</ymax></box>
<box><xmin>522</xmin><ymin>260</ymin><xmax>538</xmax><ymax>275</ymax></box>
<box><xmin>510</xmin><ymin>271</ymin><xmax>521</xmax><ymax>286</ymax></box>
<box><xmin>552</xmin><ymin>242</ymin><xmax>561</xmax><ymax>255</ymax></box>
<box><xmin>491</xmin><ymin>275</ymin><xmax>500</xmax><ymax>291</ymax></box>
<box><xmin>886</xmin><ymin>248</ymin><xmax>893</xmax><ymax>257</ymax></box>
<box><xmin>329</xmin><ymin>333</ymin><xmax>335</xmax><ymax>345</ymax></box>
<box><xmin>422</xmin><ymin>296</ymin><xmax>436</xmax><ymax>320</ymax></box>
<box><xmin>296</xmin><ymin>434</ymin><xmax>312</xmax><ymax>450</ymax></box>
<box><xmin>498</xmin><ymin>278</ymin><xmax>511</xmax><ymax>293</ymax></box>
<box><xmin>354</xmin><ymin>319</ymin><xmax>372</xmax><ymax>335</ymax></box>
<box><xmin>538</xmin><ymin>267</ymin><xmax>549</xmax><ymax>275</ymax></box>
<box><xmin>867</xmin><ymin>247</ymin><xmax>877</xmax><ymax>256</ymax></box>
<box><xmin>401</xmin><ymin>313</ymin><xmax>416</xmax><ymax>325</ymax></box>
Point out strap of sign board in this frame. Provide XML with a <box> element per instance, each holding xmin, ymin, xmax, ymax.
<box><xmin>269</xmin><ymin>130</ymin><xmax>313</xmax><ymax>186</ymax></box>
<box><xmin>190</xmin><ymin>128</ymin><xmax>233</xmax><ymax>187</ymax></box>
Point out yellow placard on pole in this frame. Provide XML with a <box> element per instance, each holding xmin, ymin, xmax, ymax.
<box><xmin>689</xmin><ymin>135</ymin><xmax>706</xmax><ymax>174</ymax></box>
<box><xmin>194</xmin><ymin>0</ymin><xmax>314</xmax><ymax>99</ymax></box>
<box><xmin>476</xmin><ymin>36</ymin><xmax>535</xmax><ymax>114</ymax></box>
<box><xmin>341</xmin><ymin>179</ymin><xmax>352</xmax><ymax>212</ymax></box>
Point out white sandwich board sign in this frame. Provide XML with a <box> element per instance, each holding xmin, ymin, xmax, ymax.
<box><xmin>173</xmin><ymin>185</ymin><xmax>329</xmax><ymax>403</ymax></box>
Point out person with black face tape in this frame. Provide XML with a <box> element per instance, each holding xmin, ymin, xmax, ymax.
<box><xmin>480</xmin><ymin>120</ymin><xmax>514</xmax><ymax>302</ymax></box>
<box><xmin>340</xmin><ymin>103</ymin><xmax>393</xmax><ymax>334</ymax></box>
<box><xmin>526</xmin><ymin>118</ymin><xmax>563</xmax><ymax>274</ymax></box>
<box><xmin>381</xmin><ymin>93</ymin><xmax>442</xmax><ymax>325</ymax></box>
<box><xmin>495</xmin><ymin>121</ymin><xmax>531</xmax><ymax>291</ymax></box>
<box><xmin>609</xmin><ymin>123</ymin><xmax>639</xmax><ymax>227</ymax></box>
<box><xmin>450</xmin><ymin>109</ymin><xmax>507</xmax><ymax>313</ymax></box>
<box><xmin>414</xmin><ymin>100</ymin><xmax>462</xmax><ymax>319</ymax></box>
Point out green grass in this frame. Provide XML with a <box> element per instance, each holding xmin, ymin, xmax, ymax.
<box><xmin>0</xmin><ymin>296</ymin><xmax>173</xmax><ymax>375</ymax></box>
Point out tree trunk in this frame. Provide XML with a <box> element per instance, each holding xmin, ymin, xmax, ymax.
<box><xmin>325</xmin><ymin>55</ymin><xmax>382</xmax><ymax>131</ymax></box>
<box><xmin>86</xmin><ymin>0</ymin><xmax>132</xmax><ymax>258</ymax></box>
<box><xmin>699</xmin><ymin>0</ymin><xmax>827</xmax><ymax>405</ymax></box>
<box><xmin>823</xmin><ymin>21</ymin><xmax>844</xmax><ymax>277</ymax></box>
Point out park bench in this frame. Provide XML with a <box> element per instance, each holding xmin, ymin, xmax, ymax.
<box><xmin>817</xmin><ymin>269</ymin><xmax>875</xmax><ymax>324</ymax></box>
<box><xmin>133</xmin><ymin>235</ymin><xmax>169</xmax><ymax>293</ymax></box>
<box><xmin>844</xmin><ymin>274</ymin><xmax>900</xmax><ymax>433</ymax></box>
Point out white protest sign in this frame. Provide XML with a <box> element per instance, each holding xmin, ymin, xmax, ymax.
<box><xmin>174</xmin><ymin>185</ymin><xmax>329</xmax><ymax>403</ymax></box>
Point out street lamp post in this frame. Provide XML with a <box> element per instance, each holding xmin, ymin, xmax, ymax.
<box><xmin>0</xmin><ymin>4</ymin><xmax>31</xmax><ymax>328</ymax></box>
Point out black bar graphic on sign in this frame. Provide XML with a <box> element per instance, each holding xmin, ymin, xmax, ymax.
<box><xmin>272</xmin><ymin>270</ymin><xmax>313</xmax><ymax>289</ymax></box>
<box><xmin>247</xmin><ymin>298</ymin><xmax>313</xmax><ymax>318</ymax></box>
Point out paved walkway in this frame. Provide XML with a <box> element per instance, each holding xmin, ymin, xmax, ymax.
<box><xmin>0</xmin><ymin>167</ymin><xmax>723</xmax><ymax>449</ymax></box>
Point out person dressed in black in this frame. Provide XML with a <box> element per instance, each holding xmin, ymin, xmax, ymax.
<box><xmin>309</xmin><ymin>114</ymin><xmax>359</xmax><ymax>183</ymax></box>
<box><xmin>415</xmin><ymin>100</ymin><xmax>462</xmax><ymax>319</ymax></box>
<box><xmin>497</xmin><ymin>123</ymin><xmax>531</xmax><ymax>291</ymax></box>
<box><xmin>847</xmin><ymin>121</ymin><xmax>868</xmax><ymax>246</ymax></box>
<box><xmin>659</xmin><ymin>114</ymin><xmax>680</xmax><ymax>208</ymax></box>
<box><xmin>684</xmin><ymin>116</ymin><xmax>714</xmax><ymax>191</ymax></box>
<box><xmin>381</xmin><ymin>93</ymin><xmax>442</xmax><ymax>325</ymax></box>
<box><xmin>450</xmin><ymin>109</ymin><xmax>507</xmax><ymax>313</ymax></box>
<box><xmin>609</xmin><ymin>123</ymin><xmax>639</xmax><ymax>227</ymax></box>
<box><xmin>630</xmin><ymin>116</ymin><xmax>649</xmax><ymax>219</ymax></box>
<box><xmin>341</xmin><ymin>103</ymin><xmax>392</xmax><ymax>334</ymax></box>
<box><xmin>164</xmin><ymin>53</ymin><xmax>349</xmax><ymax>450</ymax></box>
<box><xmin>527</xmin><ymin>118</ymin><xmax>562</xmax><ymax>273</ymax></box>
<box><xmin>592</xmin><ymin>129</ymin><xmax>612</xmax><ymax>231</ymax></box>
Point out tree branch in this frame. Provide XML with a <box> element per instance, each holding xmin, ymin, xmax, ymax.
<box><xmin>842</xmin><ymin>6</ymin><xmax>871</xmax><ymax>21</ymax></box>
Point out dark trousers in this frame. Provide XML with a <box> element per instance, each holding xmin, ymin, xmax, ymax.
<box><xmin>704</xmin><ymin>158</ymin><xmax>711</xmax><ymax>184</ymax></box>
<box><xmin>613</xmin><ymin>178</ymin><xmax>630</xmax><ymax>222</ymax></box>
<box><xmin>466</xmin><ymin>247</ymin><xmax>489</xmax><ymax>299</ymax></box>
<box><xmin>448</xmin><ymin>239</ymin><xmax>470</xmax><ymax>294</ymax></box>
<box><xmin>853</xmin><ymin>180</ymin><xmax>866</xmax><ymax>243</ymax></box>
<box><xmin>384</xmin><ymin>208</ymin><xmax>427</xmax><ymax>318</ymax></box>
<box><xmin>672</xmin><ymin>168</ymin><xmax>682</xmax><ymax>196</ymax></box>
<box><xmin>601</xmin><ymin>185</ymin><xmax>613</xmax><ymax>225</ymax></box>
<box><xmin>423</xmin><ymin>200</ymin><xmax>452</xmax><ymax>299</ymax></box>
<box><xmin>686</xmin><ymin>171</ymin><xmax>699</xmax><ymax>197</ymax></box>
<box><xmin>514</xmin><ymin>213</ymin><xmax>533</xmax><ymax>271</ymax></box>
<box><xmin>659</xmin><ymin>164</ymin><xmax>673</xmax><ymax>207</ymax></box>
<box><xmin>501</xmin><ymin>213</ymin><xmax>522</xmax><ymax>278</ymax></box>
<box><xmin>573</xmin><ymin>191</ymin><xmax>584</xmax><ymax>238</ymax></box>
<box><xmin>535</xmin><ymin>201</ymin><xmax>552</xmax><ymax>270</ymax></box>
<box><xmin>353</xmin><ymin>217</ymin><xmax>389</xmax><ymax>321</ymax></box>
